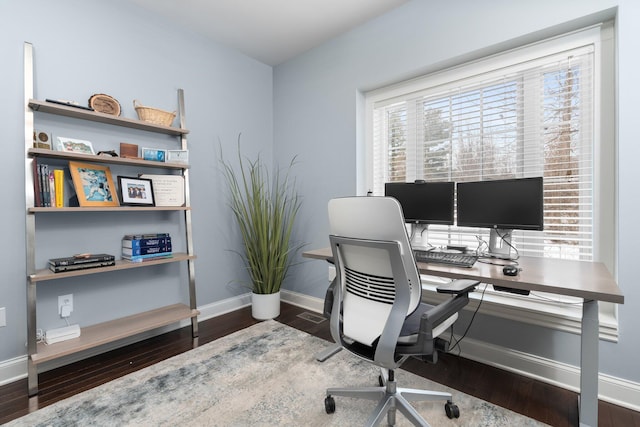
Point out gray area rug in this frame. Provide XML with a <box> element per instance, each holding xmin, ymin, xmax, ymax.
<box><xmin>8</xmin><ymin>320</ymin><xmax>548</xmax><ymax>426</ymax></box>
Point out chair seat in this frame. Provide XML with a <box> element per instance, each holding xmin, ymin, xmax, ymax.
<box><xmin>397</xmin><ymin>302</ymin><xmax>458</xmax><ymax>344</ymax></box>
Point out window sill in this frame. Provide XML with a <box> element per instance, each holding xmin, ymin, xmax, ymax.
<box><xmin>421</xmin><ymin>274</ymin><xmax>619</xmax><ymax>342</ymax></box>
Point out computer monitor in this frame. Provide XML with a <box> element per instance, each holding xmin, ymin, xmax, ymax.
<box><xmin>384</xmin><ymin>181</ymin><xmax>455</xmax><ymax>226</ymax></box>
<box><xmin>456</xmin><ymin>177</ymin><xmax>544</xmax><ymax>258</ymax></box>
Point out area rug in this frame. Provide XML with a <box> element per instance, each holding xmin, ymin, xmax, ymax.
<box><xmin>7</xmin><ymin>321</ymin><xmax>548</xmax><ymax>426</ymax></box>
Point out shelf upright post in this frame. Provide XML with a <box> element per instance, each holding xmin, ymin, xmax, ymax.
<box><xmin>23</xmin><ymin>41</ymin><xmax>39</xmax><ymax>396</ymax></box>
<box><xmin>178</xmin><ymin>88</ymin><xmax>199</xmax><ymax>340</ymax></box>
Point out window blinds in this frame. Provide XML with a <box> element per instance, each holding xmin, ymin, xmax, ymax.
<box><xmin>372</xmin><ymin>46</ymin><xmax>595</xmax><ymax>260</ymax></box>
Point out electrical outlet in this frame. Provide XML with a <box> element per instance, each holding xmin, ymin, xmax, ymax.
<box><xmin>58</xmin><ymin>294</ymin><xmax>73</xmax><ymax>318</ymax></box>
<box><xmin>0</xmin><ymin>307</ymin><xmax>6</xmax><ymax>327</ymax></box>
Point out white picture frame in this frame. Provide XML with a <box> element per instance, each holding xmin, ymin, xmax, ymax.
<box><xmin>55</xmin><ymin>137</ymin><xmax>95</xmax><ymax>155</ymax></box>
<box><xmin>166</xmin><ymin>149</ymin><xmax>189</xmax><ymax>164</ymax></box>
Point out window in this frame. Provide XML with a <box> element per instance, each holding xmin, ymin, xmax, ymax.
<box><xmin>365</xmin><ymin>23</ymin><xmax>617</xmax><ymax>339</ymax></box>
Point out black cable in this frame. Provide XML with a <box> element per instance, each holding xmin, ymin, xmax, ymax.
<box><xmin>448</xmin><ymin>283</ymin><xmax>488</xmax><ymax>355</ymax></box>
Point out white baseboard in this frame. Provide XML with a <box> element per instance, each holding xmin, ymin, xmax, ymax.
<box><xmin>2</xmin><ymin>292</ymin><xmax>638</xmax><ymax>412</ymax></box>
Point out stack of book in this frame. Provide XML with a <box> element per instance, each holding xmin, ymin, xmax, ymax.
<box><xmin>122</xmin><ymin>233</ymin><xmax>172</xmax><ymax>262</ymax></box>
<box><xmin>49</xmin><ymin>253</ymin><xmax>115</xmax><ymax>273</ymax></box>
<box><xmin>32</xmin><ymin>160</ymin><xmax>65</xmax><ymax>208</ymax></box>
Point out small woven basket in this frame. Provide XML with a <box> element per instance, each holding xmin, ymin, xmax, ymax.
<box><xmin>133</xmin><ymin>100</ymin><xmax>176</xmax><ymax>126</ymax></box>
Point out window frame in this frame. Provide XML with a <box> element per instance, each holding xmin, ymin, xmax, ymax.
<box><xmin>363</xmin><ymin>22</ymin><xmax>617</xmax><ymax>340</ymax></box>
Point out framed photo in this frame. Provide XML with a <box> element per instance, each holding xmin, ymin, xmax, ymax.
<box><xmin>142</xmin><ymin>147</ymin><xmax>166</xmax><ymax>162</ymax></box>
<box><xmin>55</xmin><ymin>137</ymin><xmax>95</xmax><ymax>155</ymax></box>
<box><xmin>166</xmin><ymin>149</ymin><xmax>189</xmax><ymax>164</ymax></box>
<box><xmin>117</xmin><ymin>176</ymin><xmax>155</xmax><ymax>206</ymax></box>
<box><xmin>68</xmin><ymin>161</ymin><xmax>119</xmax><ymax>207</ymax></box>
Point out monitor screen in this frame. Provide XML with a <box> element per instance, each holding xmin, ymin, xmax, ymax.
<box><xmin>456</xmin><ymin>177</ymin><xmax>544</xmax><ymax>231</ymax></box>
<box><xmin>384</xmin><ymin>181</ymin><xmax>455</xmax><ymax>225</ymax></box>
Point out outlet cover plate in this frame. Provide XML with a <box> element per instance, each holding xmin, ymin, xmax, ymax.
<box><xmin>58</xmin><ymin>294</ymin><xmax>73</xmax><ymax>317</ymax></box>
<box><xmin>0</xmin><ymin>307</ymin><xmax>6</xmax><ymax>327</ymax></box>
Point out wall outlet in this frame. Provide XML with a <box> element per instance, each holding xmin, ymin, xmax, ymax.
<box><xmin>0</xmin><ymin>307</ymin><xmax>6</xmax><ymax>327</ymax></box>
<box><xmin>58</xmin><ymin>294</ymin><xmax>73</xmax><ymax>318</ymax></box>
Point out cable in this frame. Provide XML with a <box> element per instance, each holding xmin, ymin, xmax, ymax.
<box><xmin>495</xmin><ymin>229</ymin><xmax>520</xmax><ymax>260</ymax></box>
<box><xmin>447</xmin><ymin>283</ymin><xmax>488</xmax><ymax>355</ymax></box>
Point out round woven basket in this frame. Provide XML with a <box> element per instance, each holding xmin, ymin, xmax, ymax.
<box><xmin>133</xmin><ymin>100</ymin><xmax>176</xmax><ymax>126</ymax></box>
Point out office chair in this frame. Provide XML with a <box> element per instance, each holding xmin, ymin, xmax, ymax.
<box><xmin>324</xmin><ymin>196</ymin><xmax>478</xmax><ymax>426</ymax></box>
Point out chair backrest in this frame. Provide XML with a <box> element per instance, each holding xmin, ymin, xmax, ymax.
<box><xmin>327</xmin><ymin>197</ymin><xmax>422</xmax><ymax>350</ymax></box>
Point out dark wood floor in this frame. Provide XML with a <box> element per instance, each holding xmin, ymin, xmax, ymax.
<box><xmin>1</xmin><ymin>303</ymin><xmax>639</xmax><ymax>426</ymax></box>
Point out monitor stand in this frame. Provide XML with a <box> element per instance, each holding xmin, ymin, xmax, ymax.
<box><xmin>488</xmin><ymin>228</ymin><xmax>512</xmax><ymax>259</ymax></box>
<box><xmin>409</xmin><ymin>223</ymin><xmax>432</xmax><ymax>252</ymax></box>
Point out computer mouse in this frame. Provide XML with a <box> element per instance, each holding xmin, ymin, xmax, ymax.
<box><xmin>503</xmin><ymin>265</ymin><xmax>519</xmax><ymax>276</ymax></box>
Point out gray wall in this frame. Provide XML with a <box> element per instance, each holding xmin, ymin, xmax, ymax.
<box><xmin>0</xmin><ymin>0</ymin><xmax>273</xmax><ymax>362</ymax></box>
<box><xmin>274</xmin><ymin>0</ymin><xmax>640</xmax><ymax>383</ymax></box>
<box><xmin>1</xmin><ymin>0</ymin><xmax>639</xmax><ymax>396</ymax></box>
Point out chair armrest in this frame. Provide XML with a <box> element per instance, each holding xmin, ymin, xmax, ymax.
<box><xmin>437</xmin><ymin>279</ymin><xmax>479</xmax><ymax>295</ymax></box>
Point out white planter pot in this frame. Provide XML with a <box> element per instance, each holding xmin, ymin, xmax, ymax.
<box><xmin>251</xmin><ymin>291</ymin><xmax>281</xmax><ymax>320</ymax></box>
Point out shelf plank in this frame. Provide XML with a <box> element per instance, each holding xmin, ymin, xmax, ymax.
<box><xmin>31</xmin><ymin>303</ymin><xmax>199</xmax><ymax>364</ymax></box>
<box><xmin>29</xmin><ymin>99</ymin><xmax>189</xmax><ymax>136</ymax></box>
<box><xmin>28</xmin><ymin>148</ymin><xmax>189</xmax><ymax>170</ymax></box>
<box><xmin>29</xmin><ymin>253</ymin><xmax>196</xmax><ymax>283</ymax></box>
<box><xmin>29</xmin><ymin>206</ymin><xmax>190</xmax><ymax>213</ymax></box>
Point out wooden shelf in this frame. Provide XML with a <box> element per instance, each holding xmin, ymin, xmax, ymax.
<box><xmin>29</xmin><ymin>206</ymin><xmax>190</xmax><ymax>213</ymax></box>
<box><xmin>29</xmin><ymin>253</ymin><xmax>196</xmax><ymax>283</ymax></box>
<box><xmin>28</xmin><ymin>148</ymin><xmax>189</xmax><ymax>170</ymax></box>
<box><xmin>29</xmin><ymin>99</ymin><xmax>189</xmax><ymax>136</ymax></box>
<box><xmin>31</xmin><ymin>303</ymin><xmax>199</xmax><ymax>364</ymax></box>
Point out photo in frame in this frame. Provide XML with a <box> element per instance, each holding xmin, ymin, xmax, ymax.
<box><xmin>142</xmin><ymin>147</ymin><xmax>166</xmax><ymax>162</ymax></box>
<box><xmin>55</xmin><ymin>137</ymin><xmax>95</xmax><ymax>155</ymax></box>
<box><xmin>68</xmin><ymin>161</ymin><xmax>119</xmax><ymax>207</ymax></box>
<box><xmin>117</xmin><ymin>176</ymin><xmax>155</xmax><ymax>206</ymax></box>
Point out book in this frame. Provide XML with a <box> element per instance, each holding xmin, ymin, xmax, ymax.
<box><xmin>50</xmin><ymin>260</ymin><xmax>116</xmax><ymax>273</ymax></box>
<box><xmin>54</xmin><ymin>169</ymin><xmax>64</xmax><ymax>207</ymax></box>
<box><xmin>48</xmin><ymin>170</ymin><xmax>55</xmax><ymax>208</ymax></box>
<box><xmin>122</xmin><ymin>233</ymin><xmax>170</xmax><ymax>240</ymax></box>
<box><xmin>38</xmin><ymin>164</ymin><xmax>49</xmax><ymax>207</ymax></box>
<box><xmin>32</xmin><ymin>159</ymin><xmax>42</xmax><ymax>207</ymax></box>
<box><xmin>122</xmin><ymin>252</ymin><xmax>173</xmax><ymax>262</ymax></box>
<box><xmin>122</xmin><ymin>243</ymin><xmax>172</xmax><ymax>257</ymax></box>
<box><xmin>49</xmin><ymin>253</ymin><xmax>115</xmax><ymax>267</ymax></box>
<box><xmin>122</xmin><ymin>236</ymin><xmax>171</xmax><ymax>249</ymax></box>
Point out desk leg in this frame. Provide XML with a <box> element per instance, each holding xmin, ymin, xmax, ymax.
<box><xmin>579</xmin><ymin>299</ymin><xmax>599</xmax><ymax>427</ymax></box>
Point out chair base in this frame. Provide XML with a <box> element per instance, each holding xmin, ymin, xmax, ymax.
<box><xmin>325</xmin><ymin>369</ymin><xmax>458</xmax><ymax>426</ymax></box>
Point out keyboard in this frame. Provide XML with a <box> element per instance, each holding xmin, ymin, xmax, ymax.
<box><xmin>413</xmin><ymin>250</ymin><xmax>478</xmax><ymax>268</ymax></box>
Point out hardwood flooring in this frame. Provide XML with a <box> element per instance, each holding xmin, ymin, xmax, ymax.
<box><xmin>1</xmin><ymin>303</ymin><xmax>639</xmax><ymax>426</ymax></box>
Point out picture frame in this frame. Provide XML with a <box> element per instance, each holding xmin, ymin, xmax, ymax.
<box><xmin>55</xmin><ymin>137</ymin><xmax>95</xmax><ymax>155</ymax></box>
<box><xmin>166</xmin><ymin>149</ymin><xmax>189</xmax><ymax>164</ymax></box>
<box><xmin>117</xmin><ymin>176</ymin><xmax>155</xmax><ymax>206</ymax></box>
<box><xmin>68</xmin><ymin>161</ymin><xmax>119</xmax><ymax>207</ymax></box>
<box><xmin>142</xmin><ymin>147</ymin><xmax>166</xmax><ymax>162</ymax></box>
<box><xmin>139</xmin><ymin>174</ymin><xmax>185</xmax><ymax>206</ymax></box>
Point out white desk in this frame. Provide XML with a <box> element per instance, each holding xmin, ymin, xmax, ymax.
<box><xmin>303</xmin><ymin>248</ymin><xmax>624</xmax><ymax>427</ymax></box>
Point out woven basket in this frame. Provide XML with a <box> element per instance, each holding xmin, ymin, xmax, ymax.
<box><xmin>133</xmin><ymin>100</ymin><xmax>176</xmax><ymax>126</ymax></box>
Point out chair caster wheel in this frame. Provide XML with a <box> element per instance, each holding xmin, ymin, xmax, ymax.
<box><xmin>445</xmin><ymin>401</ymin><xmax>460</xmax><ymax>419</ymax></box>
<box><xmin>325</xmin><ymin>395</ymin><xmax>336</xmax><ymax>414</ymax></box>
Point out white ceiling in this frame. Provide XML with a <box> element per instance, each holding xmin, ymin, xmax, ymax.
<box><xmin>125</xmin><ymin>0</ymin><xmax>409</xmax><ymax>66</ymax></box>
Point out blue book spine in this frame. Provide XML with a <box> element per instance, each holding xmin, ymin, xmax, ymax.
<box><xmin>122</xmin><ymin>242</ymin><xmax>172</xmax><ymax>256</ymax></box>
<box><xmin>122</xmin><ymin>252</ymin><xmax>173</xmax><ymax>262</ymax></box>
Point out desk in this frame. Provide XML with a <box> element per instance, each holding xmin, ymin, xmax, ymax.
<box><xmin>303</xmin><ymin>248</ymin><xmax>624</xmax><ymax>427</ymax></box>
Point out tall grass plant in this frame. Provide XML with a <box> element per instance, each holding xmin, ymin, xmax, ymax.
<box><xmin>220</xmin><ymin>138</ymin><xmax>303</xmax><ymax>294</ymax></box>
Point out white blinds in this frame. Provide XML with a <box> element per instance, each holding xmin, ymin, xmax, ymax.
<box><xmin>371</xmin><ymin>44</ymin><xmax>595</xmax><ymax>260</ymax></box>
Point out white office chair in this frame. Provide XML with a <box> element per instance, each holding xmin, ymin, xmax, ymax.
<box><xmin>324</xmin><ymin>196</ymin><xmax>478</xmax><ymax>426</ymax></box>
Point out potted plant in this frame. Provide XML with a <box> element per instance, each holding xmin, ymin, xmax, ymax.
<box><xmin>220</xmin><ymin>138</ymin><xmax>303</xmax><ymax>320</ymax></box>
